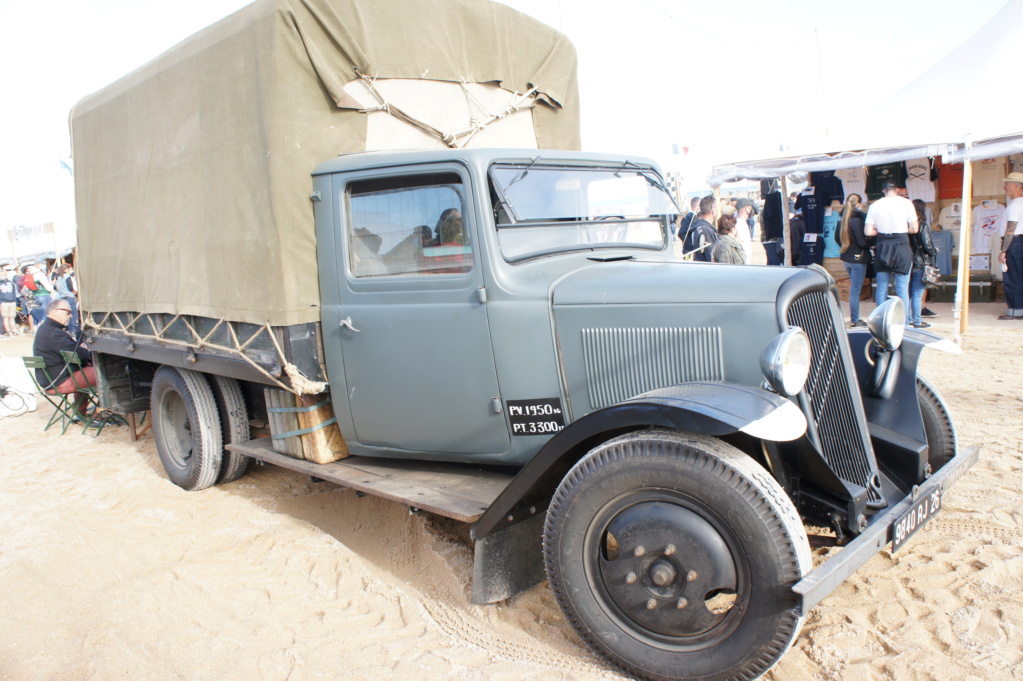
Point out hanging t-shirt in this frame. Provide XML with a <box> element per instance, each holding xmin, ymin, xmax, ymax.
<box><xmin>822</xmin><ymin>209</ymin><xmax>842</xmax><ymax>258</ymax></box>
<box><xmin>835</xmin><ymin>167</ymin><xmax>867</xmax><ymax>203</ymax></box>
<box><xmin>973</xmin><ymin>157</ymin><xmax>1007</xmax><ymax>197</ymax></box>
<box><xmin>936</xmin><ymin>160</ymin><xmax>965</xmax><ymax>199</ymax></box>
<box><xmin>905</xmin><ymin>158</ymin><xmax>936</xmax><ymax>202</ymax></box>
<box><xmin>971</xmin><ymin>203</ymin><xmax>1005</xmax><ymax>255</ymax></box>
<box><xmin>865</xmin><ymin>162</ymin><xmax>908</xmax><ymax>200</ymax></box>
<box><xmin>930</xmin><ymin>230</ymin><xmax>954</xmax><ymax>275</ymax></box>
<box><xmin>799</xmin><ymin>234</ymin><xmax>824</xmax><ymax>266</ymax></box>
<box><xmin>795</xmin><ymin>187</ymin><xmax>825</xmax><ymax>234</ymax></box>
<box><xmin>809</xmin><ymin>171</ymin><xmax>845</xmax><ymax>205</ymax></box>
<box><xmin>938</xmin><ymin>203</ymin><xmax>963</xmax><ymax>254</ymax></box>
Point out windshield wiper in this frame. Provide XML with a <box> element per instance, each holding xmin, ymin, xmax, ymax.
<box><xmin>622</xmin><ymin>160</ymin><xmax>683</xmax><ymax>215</ymax></box>
<box><xmin>501</xmin><ymin>155</ymin><xmax>542</xmax><ymax>193</ymax></box>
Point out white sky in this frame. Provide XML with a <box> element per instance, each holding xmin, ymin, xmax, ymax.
<box><xmin>0</xmin><ymin>0</ymin><xmax>1009</xmax><ymax>237</ymax></box>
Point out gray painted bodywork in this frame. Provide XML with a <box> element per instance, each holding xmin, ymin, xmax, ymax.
<box><xmin>312</xmin><ymin>149</ymin><xmax>810</xmax><ymax>466</ymax></box>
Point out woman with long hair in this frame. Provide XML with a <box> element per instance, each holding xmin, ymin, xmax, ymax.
<box><xmin>836</xmin><ymin>194</ymin><xmax>872</xmax><ymax>326</ymax></box>
<box><xmin>909</xmin><ymin>199</ymin><xmax>938</xmax><ymax>328</ymax></box>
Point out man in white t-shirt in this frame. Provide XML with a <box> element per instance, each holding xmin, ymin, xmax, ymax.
<box><xmin>865</xmin><ymin>180</ymin><xmax>918</xmax><ymax>321</ymax></box>
<box><xmin>998</xmin><ymin>172</ymin><xmax>1023</xmax><ymax>320</ymax></box>
<box><xmin>863</xmin><ymin>179</ymin><xmax>920</xmax><ymax>319</ymax></box>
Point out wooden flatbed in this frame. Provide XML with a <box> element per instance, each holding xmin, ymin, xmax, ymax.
<box><xmin>225</xmin><ymin>438</ymin><xmax>515</xmax><ymax>523</ymax></box>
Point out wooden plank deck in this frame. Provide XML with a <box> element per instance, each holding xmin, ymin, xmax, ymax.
<box><xmin>226</xmin><ymin>438</ymin><xmax>514</xmax><ymax>523</ymax></box>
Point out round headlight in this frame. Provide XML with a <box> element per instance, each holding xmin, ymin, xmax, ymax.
<box><xmin>867</xmin><ymin>296</ymin><xmax>906</xmax><ymax>351</ymax></box>
<box><xmin>759</xmin><ymin>327</ymin><xmax>812</xmax><ymax>398</ymax></box>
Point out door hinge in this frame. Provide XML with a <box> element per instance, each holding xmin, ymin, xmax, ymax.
<box><xmin>476</xmin><ymin>286</ymin><xmax>487</xmax><ymax>303</ymax></box>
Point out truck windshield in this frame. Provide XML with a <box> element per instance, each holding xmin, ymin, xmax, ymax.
<box><xmin>490</xmin><ymin>163</ymin><xmax>676</xmax><ymax>261</ymax></box>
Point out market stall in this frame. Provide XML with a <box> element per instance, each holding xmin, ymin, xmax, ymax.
<box><xmin>708</xmin><ymin>0</ymin><xmax>1023</xmax><ymax>341</ymax></box>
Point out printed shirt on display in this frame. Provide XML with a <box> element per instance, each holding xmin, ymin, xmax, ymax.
<box><xmin>936</xmin><ymin>160</ymin><xmax>964</xmax><ymax>200</ymax></box>
<box><xmin>973</xmin><ymin>157</ymin><xmax>1006</xmax><ymax>197</ymax></box>
<box><xmin>822</xmin><ymin>209</ymin><xmax>842</xmax><ymax>258</ymax></box>
<box><xmin>835</xmin><ymin>167</ymin><xmax>867</xmax><ymax>202</ymax></box>
<box><xmin>905</xmin><ymin>158</ymin><xmax>936</xmax><ymax>202</ymax></box>
<box><xmin>938</xmin><ymin>203</ymin><xmax>962</xmax><ymax>253</ymax></box>
<box><xmin>971</xmin><ymin>203</ymin><xmax>1005</xmax><ymax>254</ymax></box>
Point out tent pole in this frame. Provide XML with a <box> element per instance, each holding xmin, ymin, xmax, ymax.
<box><xmin>781</xmin><ymin>176</ymin><xmax>791</xmax><ymax>266</ymax></box>
<box><xmin>954</xmin><ymin>146</ymin><xmax>973</xmax><ymax>344</ymax></box>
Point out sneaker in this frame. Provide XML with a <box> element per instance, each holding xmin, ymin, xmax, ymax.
<box><xmin>920</xmin><ymin>308</ymin><xmax>938</xmax><ymax>317</ymax></box>
<box><xmin>850</xmin><ymin>320</ymin><xmax>867</xmax><ymax>328</ymax></box>
<box><xmin>912</xmin><ymin>322</ymin><xmax>932</xmax><ymax>329</ymax></box>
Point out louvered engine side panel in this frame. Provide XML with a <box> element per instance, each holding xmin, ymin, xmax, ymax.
<box><xmin>787</xmin><ymin>291</ymin><xmax>883</xmax><ymax>505</ymax></box>
<box><xmin>582</xmin><ymin>327</ymin><xmax>724</xmax><ymax>410</ymax></box>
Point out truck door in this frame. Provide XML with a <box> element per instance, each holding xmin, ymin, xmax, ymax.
<box><xmin>330</xmin><ymin>166</ymin><xmax>509</xmax><ymax>457</ymax></box>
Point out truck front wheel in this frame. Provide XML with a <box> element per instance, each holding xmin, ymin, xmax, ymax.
<box><xmin>917</xmin><ymin>375</ymin><xmax>957</xmax><ymax>472</ymax></box>
<box><xmin>543</xmin><ymin>429</ymin><xmax>810</xmax><ymax>681</ymax></box>
<box><xmin>151</xmin><ymin>366</ymin><xmax>223</xmax><ymax>491</ymax></box>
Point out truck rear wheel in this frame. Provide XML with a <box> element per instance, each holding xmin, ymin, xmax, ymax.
<box><xmin>543</xmin><ymin>429</ymin><xmax>810</xmax><ymax>681</ymax></box>
<box><xmin>917</xmin><ymin>375</ymin><xmax>957</xmax><ymax>471</ymax></box>
<box><xmin>151</xmin><ymin>366</ymin><xmax>223</xmax><ymax>491</ymax></box>
<box><xmin>207</xmin><ymin>375</ymin><xmax>250</xmax><ymax>484</ymax></box>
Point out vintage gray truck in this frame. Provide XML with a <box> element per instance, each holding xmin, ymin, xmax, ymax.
<box><xmin>70</xmin><ymin>1</ymin><xmax>978</xmax><ymax>680</ymax></box>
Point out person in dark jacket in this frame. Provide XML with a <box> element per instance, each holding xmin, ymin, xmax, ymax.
<box><xmin>683</xmin><ymin>195</ymin><xmax>718</xmax><ymax>262</ymax></box>
<box><xmin>32</xmin><ymin>298</ymin><xmax>96</xmax><ymax>416</ymax></box>
<box><xmin>909</xmin><ymin>199</ymin><xmax>938</xmax><ymax>328</ymax></box>
<box><xmin>836</xmin><ymin>194</ymin><xmax>874</xmax><ymax>326</ymax></box>
<box><xmin>676</xmin><ymin>196</ymin><xmax>699</xmax><ymax>240</ymax></box>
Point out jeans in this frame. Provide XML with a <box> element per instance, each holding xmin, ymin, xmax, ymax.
<box><xmin>30</xmin><ymin>293</ymin><xmax>51</xmax><ymax>325</ymax></box>
<box><xmin>908</xmin><ymin>267</ymin><xmax>925</xmax><ymax>325</ymax></box>
<box><xmin>874</xmin><ymin>269</ymin><xmax>911</xmax><ymax>322</ymax></box>
<box><xmin>1005</xmin><ymin>236</ymin><xmax>1023</xmax><ymax>315</ymax></box>
<box><xmin>843</xmin><ymin>262</ymin><xmax>867</xmax><ymax>322</ymax></box>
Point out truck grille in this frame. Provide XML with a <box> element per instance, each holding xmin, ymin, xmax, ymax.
<box><xmin>787</xmin><ymin>291</ymin><xmax>884</xmax><ymax>507</ymax></box>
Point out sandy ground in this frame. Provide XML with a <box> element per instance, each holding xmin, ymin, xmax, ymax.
<box><xmin>1</xmin><ymin>300</ymin><xmax>1021</xmax><ymax>681</ymax></box>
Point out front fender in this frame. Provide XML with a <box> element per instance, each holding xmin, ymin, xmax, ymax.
<box><xmin>470</xmin><ymin>381</ymin><xmax>805</xmax><ymax>541</ymax></box>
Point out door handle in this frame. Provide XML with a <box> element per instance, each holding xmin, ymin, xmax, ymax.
<box><xmin>339</xmin><ymin>316</ymin><xmax>361</xmax><ymax>332</ymax></box>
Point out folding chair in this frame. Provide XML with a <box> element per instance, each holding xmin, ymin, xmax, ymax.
<box><xmin>60</xmin><ymin>350</ymin><xmax>123</xmax><ymax>436</ymax></box>
<box><xmin>23</xmin><ymin>356</ymin><xmax>76</xmax><ymax>434</ymax></box>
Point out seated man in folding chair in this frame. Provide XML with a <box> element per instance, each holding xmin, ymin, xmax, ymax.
<box><xmin>32</xmin><ymin>298</ymin><xmax>96</xmax><ymax>418</ymax></box>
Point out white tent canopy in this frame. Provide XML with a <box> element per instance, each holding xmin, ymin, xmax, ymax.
<box><xmin>709</xmin><ymin>0</ymin><xmax>1023</xmax><ymax>187</ymax></box>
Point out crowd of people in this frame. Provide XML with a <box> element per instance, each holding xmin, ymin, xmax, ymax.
<box><xmin>674</xmin><ymin>176</ymin><xmax>1023</xmax><ymax>329</ymax></box>
<box><xmin>0</xmin><ymin>261</ymin><xmax>79</xmax><ymax>339</ymax></box>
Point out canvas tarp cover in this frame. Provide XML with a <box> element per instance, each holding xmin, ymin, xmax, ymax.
<box><xmin>72</xmin><ymin>0</ymin><xmax>580</xmax><ymax>326</ymax></box>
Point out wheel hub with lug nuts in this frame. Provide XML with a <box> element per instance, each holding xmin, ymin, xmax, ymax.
<box><xmin>598</xmin><ymin>500</ymin><xmax>738</xmax><ymax>637</ymax></box>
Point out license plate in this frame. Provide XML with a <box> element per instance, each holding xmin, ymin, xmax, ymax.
<box><xmin>891</xmin><ymin>486</ymin><xmax>942</xmax><ymax>552</ymax></box>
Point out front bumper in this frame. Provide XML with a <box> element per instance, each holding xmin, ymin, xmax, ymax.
<box><xmin>792</xmin><ymin>443</ymin><xmax>980</xmax><ymax>614</ymax></box>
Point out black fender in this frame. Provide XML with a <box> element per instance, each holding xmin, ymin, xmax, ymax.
<box><xmin>847</xmin><ymin>327</ymin><xmax>961</xmax><ymax>488</ymax></box>
<box><xmin>470</xmin><ymin>381</ymin><xmax>805</xmax><ymax>541</ymax></box>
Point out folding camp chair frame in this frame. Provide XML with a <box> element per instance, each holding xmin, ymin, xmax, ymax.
<box><xmin>23</xmin><ymin>356</ymin><xmax>76</xmax><ymax>434</ymax></box>
<box><xmin>60</xmin><ymin>350</ymin><xmax>122</xmax><ymax>436</ymax></box>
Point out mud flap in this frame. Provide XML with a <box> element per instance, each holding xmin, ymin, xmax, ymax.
<box><xmin>472</xmin><ymin>511</ymin><xmax>546</xmax><ymax>604</ymax></box>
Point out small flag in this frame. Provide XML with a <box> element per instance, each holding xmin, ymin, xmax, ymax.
<box><xmin>59</xmin><ymin>158</ymin><xmax>74</xmax><ymax>177</ymax></box>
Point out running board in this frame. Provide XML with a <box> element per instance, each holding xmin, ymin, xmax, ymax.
<box><xmin>225</xmin><ymin>438</ymin><xmax>513</xmax><ymax>523</ymax></box>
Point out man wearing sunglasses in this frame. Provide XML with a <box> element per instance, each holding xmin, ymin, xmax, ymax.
<box><xmin>32</xmin><ymin>298</ymin><xmax>97</xmax><ymax>417</ymax></box>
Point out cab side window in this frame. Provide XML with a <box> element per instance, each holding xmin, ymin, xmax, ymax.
<box><xmin>346</xmin><ymin>172</ymin><xmax>473</xmax><ymax>277</ymax></box>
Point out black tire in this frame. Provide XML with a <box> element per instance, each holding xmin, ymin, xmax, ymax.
<box><xmin>543</xmin><ymin>429</ymin><xmax>811</xmax><ymax>681</ymax></box>
<box><xmin>151</xmin><ymin>366</ymin><xmax>223</xmax><ymax>491</ymax></box>
<box><xmin>207</xmin><ymin>374</ymin><xmax>251</xmax><ymax>484</ymax></box>
<box><xmin>917</xmin><ymin>375</ymin><xmax>957</xmax><ymax>472</ymax></box>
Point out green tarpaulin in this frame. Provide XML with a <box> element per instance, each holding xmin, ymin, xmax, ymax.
<box><xmin>72</xmin><ymin>0</ymin><xmax>580</xmax><ymax>326</ymax></box>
